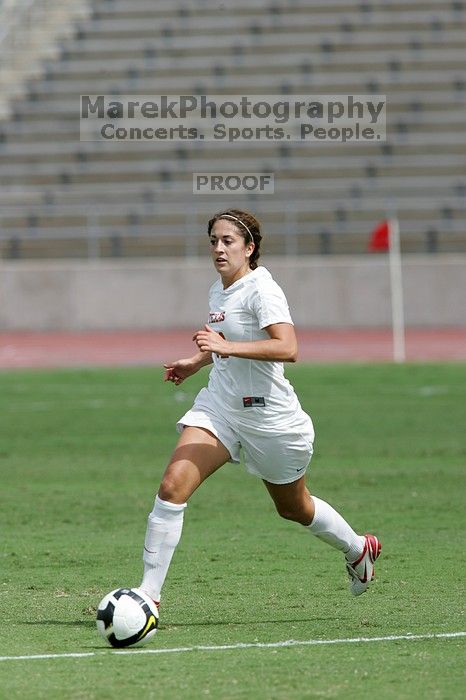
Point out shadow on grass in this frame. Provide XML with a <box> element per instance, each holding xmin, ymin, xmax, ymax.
<box><xmin>20</xmin><ymin>620</ymin><xmax>95</xmax><ymax>628</ymax></box>
<box><xmin>160</xmin><ymin>616</ymin><xmax>347</xmax><ymax>628</ymax></box>
<box><xmin>20</xmin><ymin>615</ymin><xmax>346</xmax><ymax>629</ymax></box>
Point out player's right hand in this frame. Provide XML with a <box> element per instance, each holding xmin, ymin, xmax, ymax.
<box><xmin>163</xmin><ymin>359</ymin><xmax>195</xmax><ymax>385</ymax></box>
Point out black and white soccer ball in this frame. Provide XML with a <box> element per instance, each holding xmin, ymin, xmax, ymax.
<box><xmin>96</xmin><ymin>587</ymin><xmax>159</xmax><ymax>648</ymax></box>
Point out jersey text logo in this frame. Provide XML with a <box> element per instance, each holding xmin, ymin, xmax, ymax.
<box><xmin>209</xmin><ymin>311</ymin><xmax>225</xmax><ymax>323</ymax></box>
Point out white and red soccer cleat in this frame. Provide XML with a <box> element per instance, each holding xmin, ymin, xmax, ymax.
<box><xmin>346</xmin><ymin>534</ymin><xmax>381</xmax><ymax>596</ymax></box>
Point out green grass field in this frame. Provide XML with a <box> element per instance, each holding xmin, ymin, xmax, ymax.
<box><xmin>0</xmin><ymin>363</ymin><xmax>465</xmax><ymax>699</ymax></box>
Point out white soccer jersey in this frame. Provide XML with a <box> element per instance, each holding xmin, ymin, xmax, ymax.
<box><xmin>177</xmin><ymin>265</ymin><xmax>314</xmax><ymax>482</ymax></box>
<box><xmin>204</xmin><ymin>266</ymin><xmax>300</xmax><ymax>422</ymax></box>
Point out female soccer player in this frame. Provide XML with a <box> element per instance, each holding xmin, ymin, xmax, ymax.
<box><xmin>140</xmin><ymin>208</ymin><xmax>381</xmax><ymax>610</ymax></box>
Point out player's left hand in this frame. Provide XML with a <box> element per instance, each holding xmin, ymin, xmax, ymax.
<box><xmin>193</xmin><ymin>325</ymin><xmax>230</xmax><ymax>357</ymax></box>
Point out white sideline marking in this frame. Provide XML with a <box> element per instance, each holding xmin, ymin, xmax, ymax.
<box><xmin>0</xmin><ymin>632</ymin><xmax>464</xmax><ymax>662</ymax></box>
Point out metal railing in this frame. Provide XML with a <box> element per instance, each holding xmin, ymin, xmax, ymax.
<box><xmin>0</xmin><ymin>206</ymin><xmax>465</xmax><ymax>259</ymax></box>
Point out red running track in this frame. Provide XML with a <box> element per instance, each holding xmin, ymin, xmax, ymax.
<box><xmin>0</xmin><ymin>328</ymin><xmax>465</xmax><ymax>369</ymax></box>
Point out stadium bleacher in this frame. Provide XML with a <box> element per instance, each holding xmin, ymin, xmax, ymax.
<box><xmin>0</xmin><ymin>0</ymin><xmax>464</xmax><ymax>258</ymax></box>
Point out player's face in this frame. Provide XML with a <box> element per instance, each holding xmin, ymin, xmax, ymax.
<box><xmin>209</xmin><ymin>220</ymin><xmax>254</xmax><ymax>286</ymax></box>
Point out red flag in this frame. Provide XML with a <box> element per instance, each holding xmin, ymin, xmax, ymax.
<box><xmin>368</xmin><ymin>220</ymin><xmax>390</xmax><ymax>252</ymax></box>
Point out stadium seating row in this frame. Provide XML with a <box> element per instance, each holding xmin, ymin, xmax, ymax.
<box><xmin>0</xmin><ymin>0</ymin><xmax>464</xmax><ymax>258</ymax></box>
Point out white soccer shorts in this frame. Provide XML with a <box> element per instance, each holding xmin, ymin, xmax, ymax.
<box><xmin>176</xmin><ymin>388</ymin><xmax>314</xmax><ymax>485</ymax></box>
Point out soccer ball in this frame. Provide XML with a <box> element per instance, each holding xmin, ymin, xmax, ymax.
<box><xmin>96</xmin><ymin>588</ymin><xmax>159</xmax><ymax>648</ymax></box>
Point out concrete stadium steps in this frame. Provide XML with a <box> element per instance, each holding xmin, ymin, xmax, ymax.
<box><xmin>1</xmin><ymin>105</ymin><xmax>463</xmax><ymax>144</ymax></box>
<box><xmin>70</xmin><ymin>9</ymin><xmax>464</xmax><ymax>38</ymax></box>
<box><xmin>2</xmin><ymin>144</ymin><xmax>466</xmax><ymax>172</ymax></box>
<box><xmin>0</xmin><ymin>153</ymin><xmax>465</xmax><ymax>185</ymax></box>
<box><xmin>16</xmin><ymin>71</ymin><xmax>466</xmax><ymax>101</ymax></box>
<box><xmin>0</xmin><ymin>0</ymin><xmax>464</xmax><ymax>259</ymax></box>
<box><xmin>28</xmin><ymin>70</ymin><xmax>460</xmax><ymax>101</ymax></box>
<box><xmin>89</xmin><ymin>0</ymin><xmax>460</xmax><ymax>16</ymax></box>
<box><xmin>2</xmin><ymin>131</ymin><xmax>466</xmax><ymax>165</ymax></box>
<box><xmin>0</xmin><ymin>188</ymin><xmax>462</xmax><ymax>214</ymax></box>
<box><xmin>54</xmin><ymin>29</ymin><xmax>466</xmax><ymax>62</ymax></box>
<box><xmin>1</xmin><ymin>200</ymin><xmax>463</xmax><ymax>234</ymax></box>
<box><xmin>0</xmin><ymin>189</ymin><xmax>463</xmax><ymax>222</ymax></box>
<box><xmin>89</xmin><ymin>0</ymin><xmax>461</xmax><ymax>13</ymax></box>
<box><xmin>1</xmin><ymin>223</ymin><xmax>465</xmax><ymax>261</ymax></box>
<box><xmin>0</xmin><ymin>167</ymin><xmax>464</xmax><ymax>190</ymax></box>
<box><xmin>37</xmin><ymin>48</ymin><xmax>466</xmax><ymax>81</ymax></box>
<box><xmin>24</xmin><ymin>73</ymin><xmax>465</xmax><ymax>104</ymax></box>
<box><xmin>0</xmin><ymin>193</ymin><xmax>463</xmax><ymax>223</ymax></box>
<box><xmin>1</xmin><ymin>217</ymin><xmax>463</xmax><ymax>241</ymax></box>
<box><xmin>0</xmin><ymin>102</ymin><xmax>464</xmax><ymax>149</ymax></box>
<box><xmin>1</xmin><ymin>174</ymin><xmax>462</xmax><ymax>207</ymax></box>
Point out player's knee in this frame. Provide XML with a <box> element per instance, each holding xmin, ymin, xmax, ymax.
<box><xmin>158</xmin><ymin>477</ymin><xmax>184</xmax><ymax>504</ymax></box>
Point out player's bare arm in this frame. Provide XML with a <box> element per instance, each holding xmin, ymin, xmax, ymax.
<box><xmin>193</xmin><ymin>322</ymin><xmax>298</xmax><ymax>362</ymax></box>
<box><xmin>164</xmin><ymin>351</ymin><xmax>213</xmax><ymax>385</ymax></box>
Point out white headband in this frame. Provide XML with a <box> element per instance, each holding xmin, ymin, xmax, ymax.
<box><xmin>219</xmin><ymin>213</ymin><xmax>254</xmax><ymax>244</ymax></box>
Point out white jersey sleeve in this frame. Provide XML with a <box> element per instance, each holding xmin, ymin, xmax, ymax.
<box><xmin>246</xmin><ymin>275</ymin><xmax>293</xmax><ymax>329</ymax></box>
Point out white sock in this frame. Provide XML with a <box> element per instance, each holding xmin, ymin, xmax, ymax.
<box><xmin>307</xmin><ymin>496</ymin><xmax>364</xmax><ymax>561</ymax></box>
<box><xmin>140</xmin><ymin>495</ymin><xmax>187</xmax><ymax>602</ymax></box>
